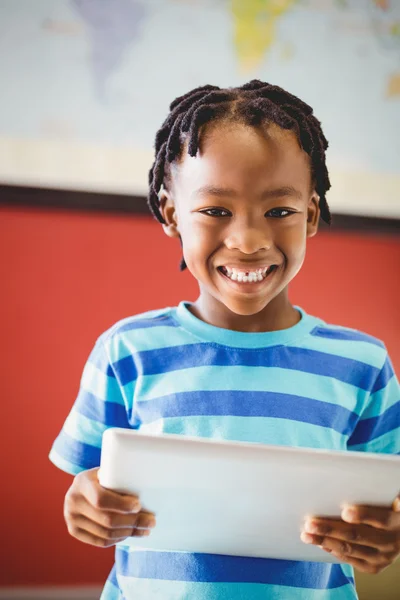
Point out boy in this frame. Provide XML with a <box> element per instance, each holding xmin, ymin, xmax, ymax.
<box><xmin>50</xmin><ymin>80</ymin><xmax>400</xmax><ymax>599</ymax></box>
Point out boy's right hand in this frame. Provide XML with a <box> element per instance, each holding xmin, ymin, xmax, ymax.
<box><xmin>63</xmin><ymin>467</ymin><xmax>156</xmax><ymax>548</ymax></box>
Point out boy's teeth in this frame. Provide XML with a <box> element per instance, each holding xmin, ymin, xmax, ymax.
<box><xmin>221</xmin><ymin>266</ymin><xmax>273</xmax><ymax>283</ymax></box>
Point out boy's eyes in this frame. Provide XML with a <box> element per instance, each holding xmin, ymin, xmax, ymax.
<box><xmin>200</xmin><ymin>207</ymin><xmax>231</xmax><ymax>217</ymax></box>
<box><xmin>267</xmin><ymin>208</ymin><xmax>294</xmax><ymax>218</ymax></box>
<box><xmin>199</xmin><ymin>207</ymin><xmax>295</xmax><ymax>218</ymax></box>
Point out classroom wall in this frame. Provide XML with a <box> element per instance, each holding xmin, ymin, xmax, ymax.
<box><xmin>1</xmin><ymin>205</ymin><xmax>399</xmax><ymax>590</ymax></box>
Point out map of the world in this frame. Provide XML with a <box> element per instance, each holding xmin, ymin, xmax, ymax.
<box><xmin>0</xmin><ymin>0</ymin><xmax>399</xmax><ymax>217</ymax></box>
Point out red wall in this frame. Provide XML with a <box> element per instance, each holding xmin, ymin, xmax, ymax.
<box><xmin>1</xmin><ymin>205</ymin><xmax>399</xmax><ymax>586</ymax></box>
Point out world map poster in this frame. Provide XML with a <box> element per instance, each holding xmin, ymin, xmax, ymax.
<box><xmin>0</xmin><ymin>0</ymin><xmax>399</xmax><ymax>218</ymax></box>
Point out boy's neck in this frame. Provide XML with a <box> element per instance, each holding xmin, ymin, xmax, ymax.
<box><xmin>190</xmin><ymin>291</ymin><xmax>301</xmax><ymax>333</ymax></box>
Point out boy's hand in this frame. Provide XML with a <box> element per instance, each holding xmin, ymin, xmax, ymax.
<box><xmin>64</xmin><ymin>467</ymin><xmax>156</xmax><ymax>548</ymax></box>
<box><xmin>301</xmin><ymin>496</ymin><xmax>400</xmax><ymax>574</ymax></box>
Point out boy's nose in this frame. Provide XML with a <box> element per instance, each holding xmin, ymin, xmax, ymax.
<box><xmin>224</xmin><ymin>225</ymin><xmax>272</xmax><ymax>254</ymax></box>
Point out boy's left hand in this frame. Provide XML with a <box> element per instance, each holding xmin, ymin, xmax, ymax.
<box><xmin>301</xmin><ymin>496</ymin><xmax>400</xmax><ymax>574</ymax></box>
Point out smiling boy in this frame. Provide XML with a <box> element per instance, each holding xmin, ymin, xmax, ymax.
<box><xmin>162</xmin><ymin>120</ymin><xmax>317</xmax><ymax>331</ymax></box>
<box><xmin>50</xmin><ymin>81</ymin><xmax>400</xmax><ymax>600</ymax></box>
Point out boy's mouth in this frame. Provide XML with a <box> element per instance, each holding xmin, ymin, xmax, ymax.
<box><xmin>217</xmin><ymin>265</ymin><xmax>277</xmax><ymax>284</ymax></box>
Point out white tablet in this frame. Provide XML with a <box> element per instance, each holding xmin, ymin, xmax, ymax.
<box><xmin>98</xmin><ymin>428</ymin><xmax>400</xmax><ymax>563</ymax></box>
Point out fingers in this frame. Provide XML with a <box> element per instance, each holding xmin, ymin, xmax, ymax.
<box><xmin>302</xmin><ymin>531</ymin><xmax>387</xmax><ymax>562</ymax></box>
<box><xmin>301</xmin><ymin>511</ymin><xmax>400</xmax><ymax>574</ymax></box>
<box><xmin>69</xmin><ymin>514</ymin><xmax>136</xmax><ymax>543</ymax></box>
<box><xmin>64</xmin><ymin>468</ymin><xmax>157</xmax><ymax>548</ymax></box>
<box><xmin>65</xmin><ymin>494</ymin><xmax>156</xmax><ymax>545</ymax></box>
<box><xmin>70</xmin><ymin>513</ymin><xmax>152</xmax><ymax>542</ymax></box>
<box><xmin>321</xmin><ymin>552</ymin><xmax>391</xmax><ymax>575</ymax></box>
<box><xmin>341</xmin><ymin>503</ymin><xmax>400</xmax><ymax>531</ymax></box>
<box><xmin>66</xmin><ymin>526</ymin><xmax>130</xmax><ymax>549</ymax></box>
<box><xmin>302</xmin><ymin>518</ymin><xmax>400</xmax><ymax>553</ymax></box>
<box><xmin>73</xmin><ymin>493</ymin><xmax>156</xmax><ymax>531</ymax></box>
<box><xmin>301</xmin><ymin>533</ymin><xmax>397</xmax><ymax>574</ymax></box>
<box><xmin>78</xmin><ymin>468</ymin><xmax>141</xmax><ymax>514</ymax></box>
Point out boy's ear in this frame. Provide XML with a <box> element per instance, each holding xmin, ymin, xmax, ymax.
<box><xmin>306</xmin><ymin>194</ymin><xmax>320</xmax><ymax>238</ymax></box>
<box><xmin>159</xmin><ymin>190</ymin><xmax>180</xmax><ymax>239</ymax></box>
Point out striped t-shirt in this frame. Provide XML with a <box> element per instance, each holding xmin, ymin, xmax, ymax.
<box><xmin>49</xmin><ymin>303</ymin><xmax>400</xmax><ymax>600</ymax></box>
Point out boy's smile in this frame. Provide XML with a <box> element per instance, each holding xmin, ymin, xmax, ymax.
<box><xmin>218</xmin><ymin>264</ymin><xmax>277</xmax><ymax>287</ymax></box>
<box><xmin>216</xmin><ymin>263</ymin><xmax>279</xmax><ymax>293</ymax></box>
<box><xmin>160</xmin><ymin>121</ymin><xmax>320</xmax><ymax>332</ymax></box>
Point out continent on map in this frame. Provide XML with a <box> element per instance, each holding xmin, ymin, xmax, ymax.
<box><xmin>370</xmin><ymin>1</ymin><xmax>400</xmax><ymax>98</ymax></box>
<box><xmin>373</xmin><ymin>0</ymin><xmax>389</xmax><ymax>9</ymax></box>
<box><xmin>230</xmin><ymin>0</ymin><xmax>296</xmax><ymax>73</ymax></box>
<box><xmin>386</xmin><ymin>19</ymin><xmax>400</xmax><ymax>98</ymax></box>
<box><xmin>71</xmin><ymin>0</ymin><xmax>146</xmax><ymax>101</ymax></box>
<box><xmin>386</xmin><ymin>73</ymin><xmax>400</xmax><ymax>97</ymax></box>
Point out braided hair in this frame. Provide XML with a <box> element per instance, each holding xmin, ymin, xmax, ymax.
<box><xmin>147</xmin><ymin>80</ymin><xmax>331</xmax><ymax>269</ymax></box>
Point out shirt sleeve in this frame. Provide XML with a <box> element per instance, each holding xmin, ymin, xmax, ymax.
<box><xmin>347</xmin><ymin>350</ymin><xmax>400</xmax><ymax>455</ymax></box>
<box><xmin>49</xmin><ymin>335</ymin><xmax>134</xmax><ymax>475</ymax></box>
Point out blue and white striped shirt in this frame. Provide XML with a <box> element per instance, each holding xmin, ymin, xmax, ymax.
<box><xmin>49</xmin><ymin>303</ymin><xmax>400</xmax><ymax>599</ymax></box>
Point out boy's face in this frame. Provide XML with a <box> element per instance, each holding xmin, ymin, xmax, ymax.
<box><xmin>160</xmin><ymin>121</ymin><xmax>320</xmax><ymax>327</ymax></box>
